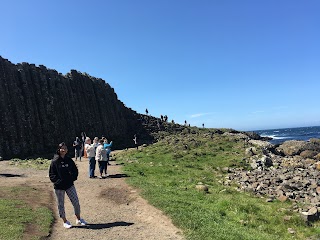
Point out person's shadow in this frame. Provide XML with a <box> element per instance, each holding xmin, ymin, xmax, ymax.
<box><xmin>0</xmin><ymin>173</ymin><xmax>23</xmax><ymax>177</ymax></box>
<box><xmin>107</xmin><ymin>174</ymin><xmax>128</xmax><ymax>178</ymax></box>
<box><xmin>74</xmin><ymin>221</ymin><xmax>134</xmax><ymax>229</ymax></box>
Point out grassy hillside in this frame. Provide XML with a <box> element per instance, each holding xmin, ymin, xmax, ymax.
<box><xmin>116</xmin><ymin>128</ymin><xmax>320</xmax><ymax>240</ymax></box>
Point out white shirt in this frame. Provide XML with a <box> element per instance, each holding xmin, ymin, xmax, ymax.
<box><xmin>95</xmin><ymin>144</ymin><xmax>107</xmax><ymax>161</ymax></box>
<box><xmin>85</xmin><ymin>143</ymin><xmax>95</xmax><ymax>158</ymax></box>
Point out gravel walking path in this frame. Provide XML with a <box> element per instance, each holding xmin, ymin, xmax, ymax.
<box><xmin>0</xmin><ymin>154</ymin><xmax>184</xmax><ymax>240</ymax></box>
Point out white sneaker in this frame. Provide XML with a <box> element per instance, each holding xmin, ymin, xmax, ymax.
<box><xmin>63</xmin><ymin>221</ymin><xmax>72</xmax><ymax>229</ymax></box>
<box><xmin>76</xmin><ymin>218</ymin><xmax>87</xmax><ymax>226</ymax></box>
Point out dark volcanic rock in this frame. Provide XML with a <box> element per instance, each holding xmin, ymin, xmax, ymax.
<box><xmin>0</xmin><ymin>57</ymin><xmax>154</xmax><ymax>159</ymax></box>
<box><xmin>244</xmin><ymin>131</ymin><xmax>272</xmax><ymax>141</ymax></box>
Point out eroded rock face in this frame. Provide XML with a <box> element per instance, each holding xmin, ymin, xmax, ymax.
<box><xmin>0</xmin><ymin>57</ymin><xmax>152</xmax><ymax>159</ymax></box>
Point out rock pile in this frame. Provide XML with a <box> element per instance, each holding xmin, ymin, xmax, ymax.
<box><xmin>223</xmin><ymin>138</ymin><xmax>320</xmax><ymax>222</ymax></box>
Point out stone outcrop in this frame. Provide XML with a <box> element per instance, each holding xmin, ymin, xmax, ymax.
<box><xmin>276</xmin><ymin>140</ymin><xmax>320</xmax><ymax>157</ymax></box>
<box><xmin>244</xmin><ymin>131</ymin><xmax>273</xmax><ymax>141</ymax></box>
<box><xmin>0</xmin><ymin>57</ymin><xmax>154</xmax><ymax>159</ymax></box>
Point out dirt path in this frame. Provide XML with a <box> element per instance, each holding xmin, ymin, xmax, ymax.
<box><xmin>0</xmin><ymin>155</ymin><xmax>184</xmax><ymax>240</ymax></box>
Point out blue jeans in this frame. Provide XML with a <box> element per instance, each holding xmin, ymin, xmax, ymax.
<box><xmin>89</xmin><ymin>157</ymin><xmax>96</xmax><ymax>177</ymax></box>
<box><xmin>75</xmin><ymin>149</ymin><xmax>82</xmax><ymax>160</ymax></box>
<box><xmin>98</xmin><ymin>161</ymin><xmax>107</xmax><ymax>175</ymax></box>
<box><xmin>106</xmin><ymin>153</ymin><xmax>110</xmax><ymax>163</ymax></box>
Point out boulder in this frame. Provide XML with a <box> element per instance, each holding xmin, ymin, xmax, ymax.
<box><xmin>248</xmin><ymin>140</ymin><xmax>273</xmax><ymax>148</ymax></box>
<box><xmin>287</xmin><ymin>228</ymin><xmax>295</xmax><ymax>234</ymax></box>
<box><xmin>300</xmin><ymin>150</ymin><xmax>318</xmax><ymax>159</ymax></box>
<box><xmin>195</xmin><ymin>184</ymin><xmax>209</xmax><ymax>193</ymax></box>
<box><xmin>315</xmin><ymin>161</ymin><xmax>320</xmax><ymax>171</ymax></box>
<box><xmin>276</xmin><ymin>141</ymin><xmax>308</xmax><ymax>156</ymax></box>
<box><xmin>277</xmin><ymin>195</ymin><xmax>288</xmax><ymax>202</ymax></box>
<box><xmin>244</xmin><ymin>131</ymin><xmax>273</xmax><ymax>141</ymax></box>
<box><xmin>261</xmin><ymin>155</ymin><xmax>273</xmax><ymax>167</ymax></box>
<box><xmin>245</xmin><ymin>147</ymin><xmax>256</xmax><ymax>156</ymax></box>
<box><xmin>300</xmin><ymin>207</ymin><xmax>319</xmax><ymax>222</ymax></box>
<box><xmin>315</xmin><ymin>154</ymin><xmax>320</xmax><ymax>161</ymax></box>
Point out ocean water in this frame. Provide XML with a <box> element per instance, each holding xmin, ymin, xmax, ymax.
<box><xmin>253</xmin><ymin>126</ymin><xmax>320</xmax><ymax>145</ymax></box>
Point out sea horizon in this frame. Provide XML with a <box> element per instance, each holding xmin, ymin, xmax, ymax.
<box><xmin>252</xmin><ymin>125</ymin><xmax>320</xmax><ymax>145</ymax></box>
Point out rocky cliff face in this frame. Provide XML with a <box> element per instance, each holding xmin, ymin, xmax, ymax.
<box><xmin>0</xmin><ymin>56</ymin><xmax>152</xmax><ymax>159</ymax></box>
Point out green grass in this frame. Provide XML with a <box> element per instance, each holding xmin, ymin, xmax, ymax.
<box><xmin>9</xmin><ymin>158</ymin><xmax>51</xmax><ymax>170</ymax></box>
<box><xmin>117</xmin><ymin>131</ymin><xmax>320</xmax><ymax>240</ymax></box>
<box><xmin>1</xmin><ymin>158</ymin><xmax>53</xmax><ymax>239</ymax></box>
<box><xmin>0</xmin><ymin>186</ymin><xmax>53</xmax><ymax>240</ymax></box>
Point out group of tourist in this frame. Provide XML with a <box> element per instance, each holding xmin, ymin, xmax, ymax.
<box><xmin>84</xmin><ymin>136</ymin><xmax>113</xmax><ymax>179</ymax></box>
<box><xmin>72</xmin><ymin>135</ymin><xmax>113</xmax><ymax>178</ymax></box>
<box><xmin>48</xmin><ymin>135</ymin><xmax>113</xmax><ymax>229</ymax></box>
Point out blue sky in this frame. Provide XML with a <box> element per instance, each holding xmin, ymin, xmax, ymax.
<box><xmin>1</xmin><ymin>0</ymin><xmax>320</xmax><ymax>131</ymax></box>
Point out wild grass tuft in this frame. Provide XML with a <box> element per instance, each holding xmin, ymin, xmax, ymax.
<box><xmin>9</xmin><ymin>158</ymin><xmax>51</xmax><ymax>170</ymax></box>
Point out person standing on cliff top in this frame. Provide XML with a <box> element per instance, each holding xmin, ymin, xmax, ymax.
<box><xmin>49</xmin><ymin>142</ymin><xmax>87</xmax><ymax>228</ymax></box>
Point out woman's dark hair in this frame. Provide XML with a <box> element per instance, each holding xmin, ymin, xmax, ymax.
<box><xmin>56</xmin><ymin>142</ymin><xmax>67</xmax><ymax>155</ymax></box>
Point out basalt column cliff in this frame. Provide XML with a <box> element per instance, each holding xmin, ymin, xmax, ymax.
<box><xmin>0</xmin><ymin>57</ymin><xmax>151</xmax><ymax>159</ymax></box>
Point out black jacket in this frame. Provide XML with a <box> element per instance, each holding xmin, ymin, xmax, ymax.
<box><xmin>49</xmin><ymin>154</ymin><xmax>78</xmax><ymax>190</ymax></box>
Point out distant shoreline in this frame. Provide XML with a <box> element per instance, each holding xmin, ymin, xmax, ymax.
<box><xmin>253</xmin><ymin>126</ymin><xmax>320</xmax><ymax>145</ymax></box>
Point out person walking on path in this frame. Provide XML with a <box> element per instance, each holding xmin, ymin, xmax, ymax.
<box><xmin>103</xmin><ymin>139</ymin><xmax>113</xmax><ymax>168</ymax></box>
<box><xmin>95</xmin><ymin>139</ymin><xmax>108</xmax><ymax>178</ymax></box>
<box><xmin>73</xmin><ymin>137</ymin><xmax>83</xmax><ymax>161</ymax></box>
<box><xmin>85</xmin><ymin>137</ymin><xmax>96</xmax><ymax>178</ymax></box>
<box><xmin>49</xmin><ymin>142</ymin><xmax>87</xmax><ymax>229</ymax></box>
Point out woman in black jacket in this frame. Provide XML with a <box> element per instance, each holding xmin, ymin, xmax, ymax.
<box><xmin>49</xmin><ymin>142</ymin><xmax>87</xmax><ymax>229</ymax></box>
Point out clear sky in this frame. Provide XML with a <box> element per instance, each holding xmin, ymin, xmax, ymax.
<box><xmin>1</xmin><ymin>0</ymin><xmax>319</xmax><ymax>131</ymax></box>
